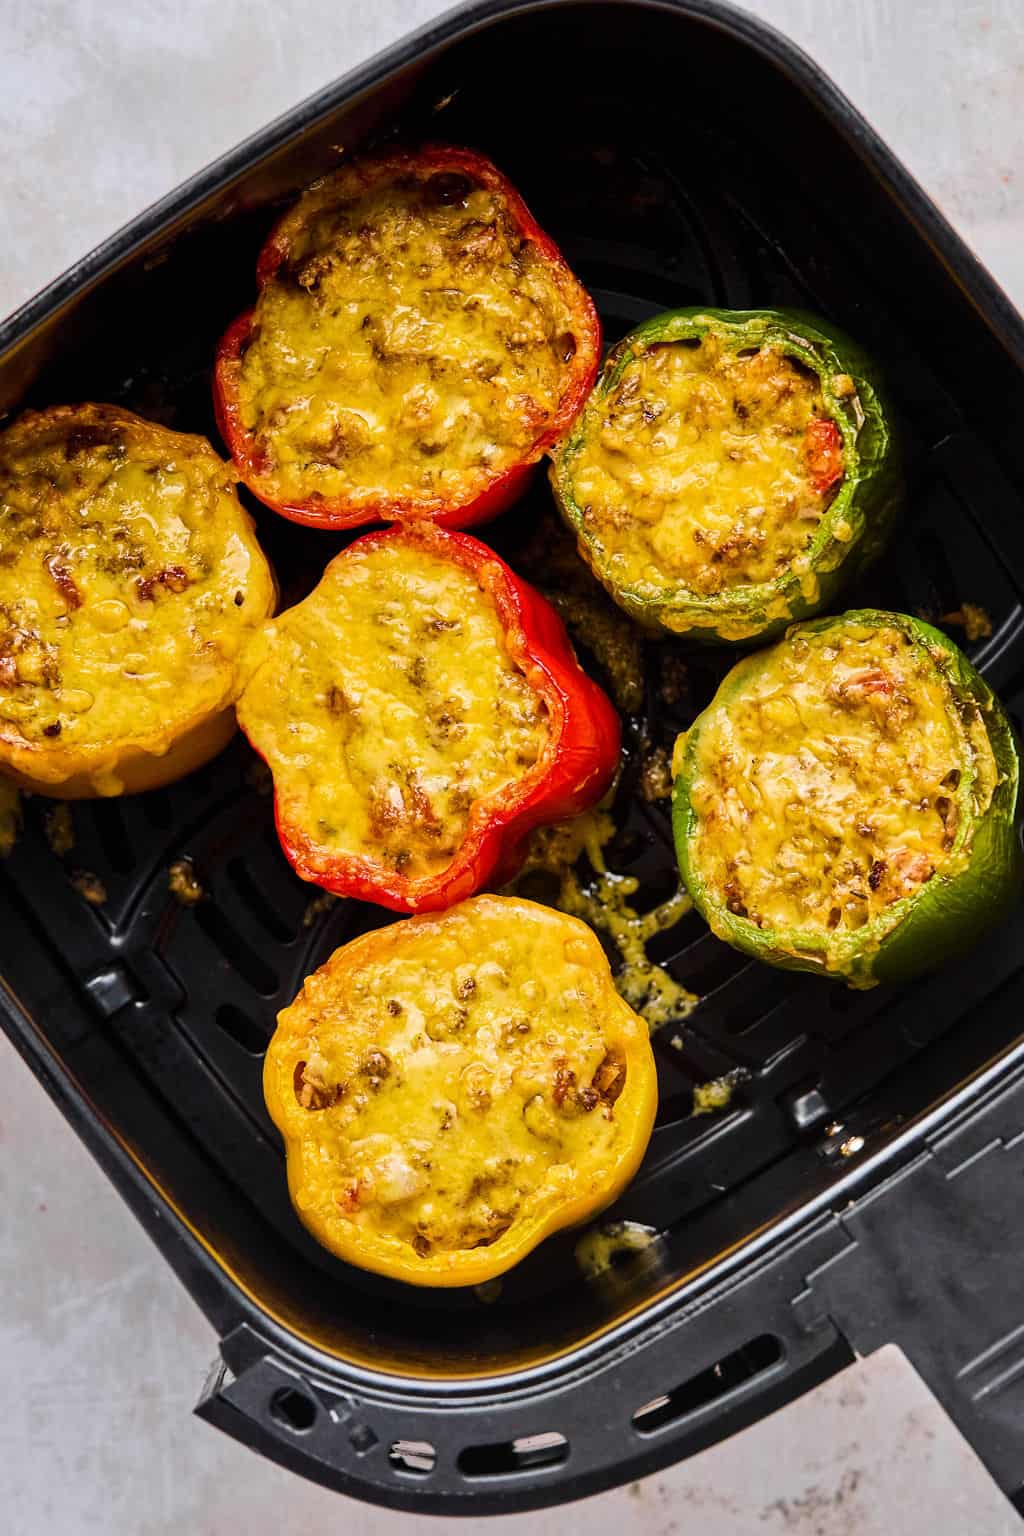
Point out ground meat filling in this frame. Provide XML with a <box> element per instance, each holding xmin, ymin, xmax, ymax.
<box><xmin>689</xmin><ymin>623</ymin><xmax>973</xmax><ymax>938</ymax></box>
<box><xmin>282</xmin><ymin>901</ymin><xmax>629</xmax><ymax>1256</ymax></box>
<box><xmin>569</xmin><ymin>336</ymin><xmax>844</xmax><ymax>596</ymax></box>
<box><xmin>236</xmin><ymin>165</ymin><xmax>582</xmax><ymax>508</ymax></box>
<box><xmin>238</xmin><ymin>542</ymin><xmax>549</xmax><ymax>880</ymax></box>
<box><xmin>0</xmin><ymin>408</ymin><xmax>269</xmax><ymax>752</ymax></box>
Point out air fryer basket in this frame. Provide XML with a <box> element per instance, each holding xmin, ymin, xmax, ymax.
<box><xmin>3</xmin><ymin>0</ymin><xmax>1024</xmax><ymax>1515</ymax></box>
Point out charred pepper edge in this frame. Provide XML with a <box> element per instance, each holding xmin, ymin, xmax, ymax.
<box><xmin>213</xmin><ymin>144</ymin><xmax>602</xmax><ymax>532</ymax></box>
<box><xmin>240</xmin><ymin>521</ymin><xmax>622</xmax><ymax>915</ymax></box>
<box><xmin>263</xmin><ymin>897</ymin><xmax>659</xmax><ymax>1287</ymax></box>
<box><xmin>671</xmin><ymin>609</ymin><xmax>1022</xmax><ymax>989</ymax></box>
<box><xmin>550</xmin><ymin>306</ymin><xmax>901</xmax><ymax>645</ymax></box>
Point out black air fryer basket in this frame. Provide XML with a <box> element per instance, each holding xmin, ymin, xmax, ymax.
<box><xmin>3</xmin><ymin>0</ymin><xmax>1024</xmax><ymax>1516</ymax></box>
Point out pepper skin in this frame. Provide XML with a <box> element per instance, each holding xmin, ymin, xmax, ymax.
<box><xmin>214</xmin><ymin>145</ymin><xmax>601</xmax><ymax>531</ymax></box>
<box><xmin>237</xmin><ymin>521</ymin><xmax>621</xmax><ymax>913</ymax></box>
<box><xmin>551</xmin><ymin>307</ymin><xmax>900</xmax><ymax>644</ymax></box>
<box><xmin>264</xmin><ymin>895</ymin><xmax>658</xmax><ymax>1286</ymax></box>
<box><xmin>672</xmin><ymin>609</ymin><xmax>1021</xmax><ymax>988</ymax></box>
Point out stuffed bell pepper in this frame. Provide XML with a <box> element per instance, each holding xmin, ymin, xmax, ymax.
<box><xmin>672</xmin><ymin>609</ymin><xmax>1021</xmax><ymax>987</ymax></box>
<box><xmin>265</xmin><ymin>895</ymin><xmax>658</xmax><ymax>1286</ymax></box>
<box><xmin>0</xmin><ymin>403</ymin><xmax>275</xmax><ymax>797</ymax></box>
<box><xmin>551</xmin><ymin>307</ymin><xmax>899</xmax><ymax>643</ymax></box>
<box><xmin>215</xmin><ymin>145</ymin><xmax>600</xmax><ymax>530</ymax></box>
<box><xmin>237</xmin><ymin>521</ymin><xmax>621</xmax><ymax>912</ymax></box>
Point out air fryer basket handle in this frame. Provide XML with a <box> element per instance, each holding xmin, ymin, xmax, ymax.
<box><xmin>796</xmin><ymin>1063</ymin><xmax>1024</xmax><ymax>1511</ymax></box>
<box><xmin>196</xmin><ymin>1061</ymin><xmax>1024</xmax><ymax>1516</ymax></box>
<box><xmin>195</xmin><ymin>1242</ymin><xmax>855</xmax><ymax>1517</ymax></box>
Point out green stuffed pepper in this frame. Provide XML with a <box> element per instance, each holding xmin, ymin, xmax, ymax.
<box><xmin>671</xmin><ymin>609</ymin><xmax>1021</xmax><ymax>988</ymax></box>
<box><xmin>550</xmin><ymin>308</ymin><xmax>899</xmax><ymax>644</ymax></box>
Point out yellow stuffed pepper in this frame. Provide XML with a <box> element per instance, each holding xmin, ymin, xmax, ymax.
<box><xmin>0</xmin><ymin>403</ymin><xmax>275</xmax><ymax>796</ymax></box>
<box><xmin>264</xmin><ymin>895</ymin><xmax>658</xmax><ymax>1287</ymax></box>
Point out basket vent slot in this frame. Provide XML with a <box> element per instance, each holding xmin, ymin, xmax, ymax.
<box><xmin>269</xmin><ymin>1386</ymin><xmax>316</xmax><ymax>1434</ymax></box>
<box><xmin>215</xmin><ymin>1003</ymin><xmax>270</xmax><ymax>1057</ymax></box>
<box><xmin>226</xmin><ymin>856</ymin><xmax>296</xmax><ymax>943</ymax></box>
<box><xmin>91</xmin><ymin>802</ymin><xmax>136</xmax><ymax>874</ymax></box>
<box><xmin>389</xmin><ymin>1440</ymin><xmax>436</xmax><ymax>1475</ymax></box>
<box><xmin>194</xmin><ymin>903</ymin><xmax>279</xmax><ymax>996</ymax></box>
<box><xmin>632</xmin><ymin>1334</ymin><xmax>781</xmax><ymax>1434</ymax></box>
<box><xmin>458</xmin><ymin>1431</ymin><xmax>568</xmax><ymax>1477</ymax></box>
<box><xmin>139</xmin><ymin>789</ymin><xmax>174</xmax><ymax>828</ymax></box>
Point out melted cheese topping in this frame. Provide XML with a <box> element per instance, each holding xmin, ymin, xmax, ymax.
<box><xmin>689</xmin><ymin>622</ymin><xmax>986</xmax><ymax>936</ymax></box>
<box><xmin>238</xmin><ymin>538</ymin><xmax>548</xmax><ymax>880</ymax></box>
<box><xmin>510</xmin><ymin>806</ymin><xmax>697</xmax><ymax>1033</ymax></box>
<box><xmin>0</xmin><ymin>406</ymin><xmax>275</xmax><ymax>778</ymax></box>
<box><xmin>271</xmin><ymin>897</ymin><xmax>645</xmax><ymax>1257</ymax></box>
<box><xmin>567</xmin><ymin>336</ymin><xmax>841</xmax><ymax>595</ymax></box>
<box><xmin>236</xmin><ymin>161</ymin><xmax>583</xmax><ymax>509</ymax></box>
<box><xmin>574</xmin><ymin>1219</ymin><xmax>658</xmax><ymax>1279</ymax></box>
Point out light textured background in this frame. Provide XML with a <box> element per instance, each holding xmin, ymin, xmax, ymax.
<box><xmin>2</xmin><ymin>2</ymin><xmax>1023</xmax><ymax>1532</ymax></box>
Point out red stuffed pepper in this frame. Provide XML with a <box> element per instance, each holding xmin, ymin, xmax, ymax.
<box><xmin>236</xmin><ymin>521</ymin><xmax>621</xmax><ymax>912</ymax></box>
<box><xmin>214</xmin><ymin>145</ymin><xmax>601</xmax><ymax>531</ymax></box>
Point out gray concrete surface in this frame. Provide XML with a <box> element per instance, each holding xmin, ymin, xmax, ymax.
<box><xmin>2</xmin><ymin>1</ymin><xmax>1023</xmax><ymax>1532</ymax></box>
